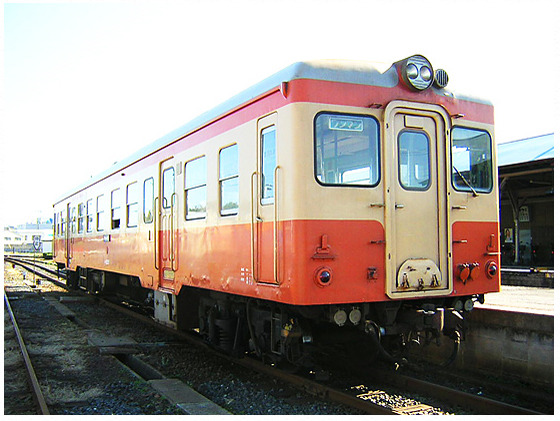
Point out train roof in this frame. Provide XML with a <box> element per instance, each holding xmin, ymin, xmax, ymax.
<box><xmin>55</xmin><ymin>58</ymin><xmax>491</xmax><ymax>204</ymax></box>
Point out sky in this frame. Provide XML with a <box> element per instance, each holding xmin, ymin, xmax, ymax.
<box><xmin>2</xmin><ymin>0</ymin><xmax>558</xmax><ymax>226</ymax></box>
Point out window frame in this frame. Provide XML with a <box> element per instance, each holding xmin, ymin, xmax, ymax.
<box><xmin>96</xmin><ymin>194</ymin><xmax>104</xmax><ymax>231</ymax></box>
<box><xmin>126</xmin><ymin>181</ymin><xmax>139</xmax><ymax>228</ymax></box>
<box><xmin>77</xmin><ymin>203</ymin><xmax>85</xmax><ymax>234</ymax></box>
<box><xmin>184</xmin><ymin>155</ymin><xmax>207</xmax><ymax>220</ymax></box>
<box><xmin>111</xmin><ymin>189</ymin><xmax>121</xmax><ymax>230</ymax></box>
<box><xmin>219</xmin><ymin>143</ymin><xmax>239</xmax><ymax>216</ymax></box>
<box><xmin>313</xmin><ymin>111</ymin><xmax>381</xmax><ymax>188</ymax></box>
<box><xmin>143</xmin><ymin>177</ymin><xmax>154</xmax><ymax>224</ymax></box>
<box><xmin>61</xmin><ymin>212</ymin><xmax>66</xmax><ymax>235</ymax></box>
<box><xmin>86</xmin><ymin>199</ymin><xmax>94</xmax><ymax>232</ymax></box>
<box><xmin>450</xmin><ymin>126</ymin><xmax>494</xmax><ymax>194</ymax></box>
<box><xmin>397</xmin><ymin>129</ymin><xmax>432</xmax><ymax>191</ymax></box>
<box><xmin>71</xmin><ymin>207</ymin><xmax>76</xmax><ymax>234</ymax></box>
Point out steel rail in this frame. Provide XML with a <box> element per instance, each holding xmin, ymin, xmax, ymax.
<box><xmin>4</xmin><ymin>257</ymin><xmax>67</xmax><ymax>289</ymax></box>
<box><xmin>4</xmin><ymin>293</ymin><xmax>50</xmax><ymax>415</ymax></box>
<box><xmin>370</xmin><ymin>369</ymin><xmax>543</xmax><ymax>415</ymax></box>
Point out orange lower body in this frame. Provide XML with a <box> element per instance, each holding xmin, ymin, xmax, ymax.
<box><xmin>53</xmin><ymin>219</ymin><xmax>500</xmax><ymax>306</ymax></box>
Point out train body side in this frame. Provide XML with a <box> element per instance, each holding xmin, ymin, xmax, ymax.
<box><xmin>53</xmin><ymin>68</ymin><xmax>500</xmax><ymax>307</ymax></box>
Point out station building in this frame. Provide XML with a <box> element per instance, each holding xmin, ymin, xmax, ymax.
<box><xmin>498</xmin><ymin>133</ymin><xmax>554</xmax><ymax>269</ymax></box>
<box><xmin>3</xmin><ymin>221</ymin><xmax>53</xmax><ymax>254</ymax></box>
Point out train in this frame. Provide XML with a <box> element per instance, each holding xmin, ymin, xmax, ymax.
<box><xmin>53</xmin><ymin>55</ymin><xmax>500</xmax><ymax>366</ymax></box>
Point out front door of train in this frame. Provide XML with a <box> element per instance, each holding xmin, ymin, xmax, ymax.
<box><xmin>384</xmin><ymin>104</ymin><xmax>452</xmax><ymax>298</ymax></box>
<box><xmin>157</xmin><ymin>158</ymin><xmax>178</xmax><ymax>290</ymax></box>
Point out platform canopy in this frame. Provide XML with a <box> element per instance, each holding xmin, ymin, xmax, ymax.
<box><xmin>497</xmin><ymin>133</ymin><xmax>554</xmax><ymax>167</ymax></box>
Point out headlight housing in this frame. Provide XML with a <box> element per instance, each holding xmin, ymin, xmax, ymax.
<box><xmin>398</xmin><ymin>55</ymin><xmax>434</xmax><ymax>91</ymax></box>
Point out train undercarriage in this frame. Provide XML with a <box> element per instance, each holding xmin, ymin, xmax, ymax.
<box><xmin>63</xmin><ymin>265</ymin><xmax>483</xmax><ymax>368</ymax></box>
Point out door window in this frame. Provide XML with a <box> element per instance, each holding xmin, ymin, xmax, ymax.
<box><xmin>261</xmin><ymin>126</ymin><xmax>276</xmax><ymax>204</ymax></box>
<box><xmin>398</xmin><ymin>130</ymin><xmax>431</xmax><ymax>190</ymax></box>
<box><xmin>162</xmin><ymin>167</ymin><xmax>175</xmax><ymax>209</ymax></box>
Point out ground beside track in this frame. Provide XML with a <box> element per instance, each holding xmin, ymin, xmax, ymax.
<box><xmin>3</xmin><ymin>263</ymin><xmax>185</xmax><ymax>415</ymax></box>
<box><xmin>477</xmin><ymin>285</ymin><xmax>554</xmax><ymax>315</ymax></box>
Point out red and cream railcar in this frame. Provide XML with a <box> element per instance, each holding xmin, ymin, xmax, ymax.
<box><xmin>53</xmin><ymin>55</ymin><xmax>500</xmax><ymax>363</ymax></box>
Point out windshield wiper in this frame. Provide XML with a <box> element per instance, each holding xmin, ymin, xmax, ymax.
<box><xmin>453</xmin><ymin>166</ymin><xmax>479</xmax><ymax>197</ymax></box>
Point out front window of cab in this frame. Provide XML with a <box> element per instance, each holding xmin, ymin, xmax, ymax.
<box><xmin>451</xmin><ymin>127</ymin><xmax>493</xmax><ymax>193</ymax></box>
<box><xmin>315</xmin><ymin>113</ymin><xmax>380</xmax><ymax>186</ymax></box>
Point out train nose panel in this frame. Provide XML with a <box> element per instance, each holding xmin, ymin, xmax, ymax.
<box><xmin>396</xmin><ymin>258</ymin><xmax>443</xmax><ymax>291</ymax></box>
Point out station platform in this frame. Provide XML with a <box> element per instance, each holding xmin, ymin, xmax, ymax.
<box><xmin>477</xmin><ymin>285</ymin><xmax>554</xmax><ymax>316</ymax></box>
<box><xmin>500</xmin><ymin>267</ymin><xmax>554</xmax><ymax>288</ymax></box>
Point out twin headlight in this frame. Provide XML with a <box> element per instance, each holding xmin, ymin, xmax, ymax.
<box><xmin>398</xmin><ymin>55</ymin><xmax>449</xmax><ymax>91</ymax></box>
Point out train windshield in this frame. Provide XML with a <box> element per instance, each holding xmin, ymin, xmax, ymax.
<box><xmin>451</xmin><ymin>127</ymin><xmax>492</xmax><ymax>193</ymax></box>
<box><xmin>314</xmin><ymin>113</ymin><xmax>380</xmax><ymax>187</ymax></box>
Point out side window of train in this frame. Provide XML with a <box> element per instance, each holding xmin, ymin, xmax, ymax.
<box><xmin>185</xmin><ymin>156</ymin><xmax>207</xmax><ymax>220</ymax></box>
<box><xmin>111</xmin><ymin>189</ymin><xmax>121</xmax><ymax>229</ymax></box>
<box><xmin>86</xmin><ymin>199</ymin><xmax>94</xmax><ymax>232</ymax></box>
<box><xmin>126</xmin><ymin>182</ymin><xmax>139</xmax><ymax>228</ymax></box>
<box><xmin>71</xmin><ymin>207</ymin><xmax>76</xmax><ymax>233</ymax></box>
<box><xmin>314</xmin><ymin>113</ymin><xmax>380</xmax><ymax>186</ymax></box>
<box><xmin>77</xmin><ymin>203</ymin><xmax>85</xmax><ymax>234</ymax></box>
<box><xmin>261</xmin><ymin>126</ymin><xmax>276</xmax><ymax>204</ymax></box>
<box><xmin>143</xmin><ymin>178</ymin><xmax>154</xmax><ymax>223</ymax></box>
<box><xmin>451</xmin><ymin>127</ymin><xmax>493</xmax><ymax>193</ymax></box>
<box><xmin>219</xmin><ymin>144</ymin><xmax>239</xmax><ymax>216</ymax></box>
<box><xmin>398</xmin><ymin>130</ymin><xmax>431</xmax><ymax>190</ymax></box>
<box><xmin>96</xmin><ymin>194</ymin><xmax>104</xmax><ymax>231</ymax></box>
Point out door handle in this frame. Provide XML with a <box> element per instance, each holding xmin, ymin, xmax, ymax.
<box><xmin>395</xmin><ymin>203</ymin><xmax>405</xmax><ymax>209</ymax></box>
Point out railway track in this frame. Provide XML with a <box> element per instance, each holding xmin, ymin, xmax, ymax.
<box><xmin>3</xmin><ymin>261</ymin><xmax>187</xmax><ymax>415</ymax></box>
<box><xmin>4</xmin><ymin>256</ymin><xmax>548</xmax><ymax>415</ymax></box>
<box><xmin>4</xmin><ymin>292</ymin><xmax>50</xmax><ymax>414</ymax></box>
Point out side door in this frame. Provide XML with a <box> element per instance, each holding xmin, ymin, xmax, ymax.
<box><xmin>253</xmin><ymin>113</ymin><xmax>280</xmax><ymax>284</ymax></box>
<box><xmin>157</xmin><ymin>158</ymin><xmax>178</xmax><ymax>290</ymax></box>
<box><xmin>66</xmin><ymin>203</ymin><xmax>76</xmax><ymax>267</ymax></box>
<box><xmin>65</xmin><ymin>203</ymin><xmax>72</xmax><ymax>266</ymax></box>
<box><xmin>384</xmin><ymin>104</ymin><xmax>452</xmax><ymax>298</ymax></box>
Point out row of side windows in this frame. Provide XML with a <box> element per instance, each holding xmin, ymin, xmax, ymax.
<box><xmin>55</xmin><ymin>143</ymin><xmax>240</xmax><ymax>236</ymax></box>
<box><xmin>162</xmin><ymin>143</ymin><xmax>240</xmax><ymax>221</ymax></box>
